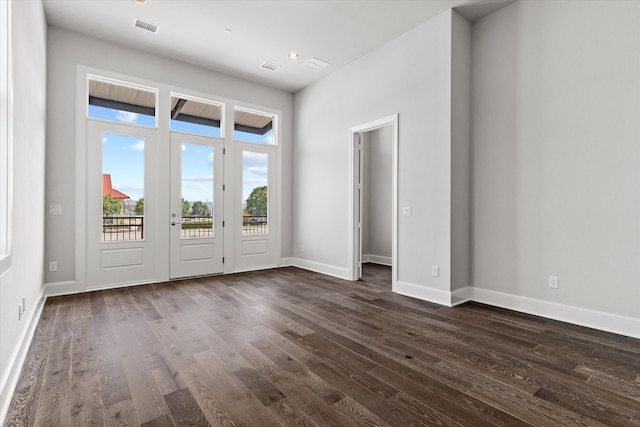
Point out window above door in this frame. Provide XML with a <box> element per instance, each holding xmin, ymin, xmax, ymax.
<box><xmin>87</xmin><ymin>76</ymin><xmax>158</xmax><ymax>127</ymax></box>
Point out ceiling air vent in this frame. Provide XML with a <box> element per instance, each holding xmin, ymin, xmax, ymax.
<box><xmin>261</xmin><ymin>61</ymin><xmax>280</xmax><ymax>71</ymax></box>
<box><xmin>303</xmin><ymin>57</ymin><xmax>329</xmax><ymax>71</ymax></box>
<box><xmin>133</xmin><ymin>18</ymin><xmax>158</xmax><ymax>33</ymax></box>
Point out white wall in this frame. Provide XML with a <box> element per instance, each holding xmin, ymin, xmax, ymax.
<box><xmin>0</xmin><ymin>0</ymin><xmax>47</xmax><ymax>419</ymax></box>
<box><xmin>362</xmin><ymin>126</ymin><xmax>393</xmax><ymax>263</ymax></box>
<box><xmin>294</xmin><ymin>10</ymin><xmax>469</xmax><ymax>299</ymax></box>
<box><xmin>472</xmin><ymin>1</ymin><xmax>640</xmax><ymax>320</ymax></box>
<box><xmin>450</xmin><ymin>11</ymin><xmax>471</xmax><ymax>291</ymax></box>
<box><xmin>45</xmin><ymin>27</ymin><xmax>294</xmax><ymax>287</ymax></box>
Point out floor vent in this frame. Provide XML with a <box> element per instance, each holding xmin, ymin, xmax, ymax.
<box><xmin>261</xmin><ymin>61</ymin><xmax>280</xmax><ymax>71</ymax></box>
<box><xmin>134</xmin><ymin>18</ymin><xmax>158</xmax><ymax>33</ymax></box>
<box><xmin>303</xmin><ymin>57</ymin><xmax>329</xmax><ymax>71</ymax></box>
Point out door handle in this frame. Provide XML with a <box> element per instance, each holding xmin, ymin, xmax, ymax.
<box><xmin>171</xmin><ymin>221</ymin><xmax>181</xmax><ymax>226</ymax></box>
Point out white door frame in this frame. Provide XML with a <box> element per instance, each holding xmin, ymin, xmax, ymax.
<box><xmin>348</xmin><ymin>114</ymin><xmax>398</xmax><ymax>290</ymax></box>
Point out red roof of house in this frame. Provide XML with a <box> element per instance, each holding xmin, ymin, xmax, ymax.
<box><xmin>102</xmin><ymin>174</ymin><xmax>130</xmax><ymax>199</ymax></box>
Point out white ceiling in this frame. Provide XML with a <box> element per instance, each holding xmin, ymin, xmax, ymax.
<box><xmin>42</xmin><ymin>0</ymin><xmax>512</xmax><ymax>93</ymax></box>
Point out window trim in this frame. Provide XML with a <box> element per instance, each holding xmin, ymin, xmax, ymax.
<box><xmin>1</xmin><ymin>0</ymin><xmax>13</xmax><ymax>275</ymax></box>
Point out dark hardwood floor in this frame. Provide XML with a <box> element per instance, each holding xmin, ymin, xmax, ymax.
<box><xmin>4</xmin><ymin>265</ymin><xmax>640</xmax><ymax>426</ymax></box>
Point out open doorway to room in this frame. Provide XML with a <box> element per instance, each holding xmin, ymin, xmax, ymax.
<box><xmin>361</xmin><ymin>124</ymin><xmax>393</xmax><ymax>285</ymax></box>
<box><xmin>349</xmin><ymin>115</ymin><xmax>398</xmax><ymax>290</ymax></box>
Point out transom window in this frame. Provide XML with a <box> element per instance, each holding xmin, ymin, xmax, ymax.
<box><xmin>87</xmin><ymin>76</ymin><xmax>157</xmax><ymax>127</ymax></box>
<box><xmin>234</xmin><ymin>107</ymin><xmax>275</xmax><ymax>144</ymax></box>
<box><xmin>170</xmin><ymin>94</ymin><xmax>223</xmax><ymax>137</ymax></box>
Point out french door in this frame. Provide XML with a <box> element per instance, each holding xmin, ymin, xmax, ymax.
<box><xmin>86</xmin><ymin>120</ymin><xmax>157</xmax><ymax>289</ymax></box>
<box><xmin>82</xmin><ymin>73</ymin><xmax>280</xmax><ymax>289</ymax></box>
<box><xmin>234</xmin><ymin>142</ymin><xmax>277</xmax><ymax>271</ymax></box>
<box><xmin>169</xmin><ymin>132</ymin><xmax>224</xmax><ymax>279</ymax></box>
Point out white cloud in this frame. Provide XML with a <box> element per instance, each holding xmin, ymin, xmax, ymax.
<box><xmin>206</xmin><ymin>152</ymin><xmax>214</xmax><ymax>164</ymax></box>
<box><xmin>261</xmin><ymin>133</ymin><xmax>273</xmax><ymax>144</ymax></box>
<box><xmin>116</xmin><ymin>110</ymin><xmax>139</xmax><ymax>123</ymax></box>
<box><xmin>245</xmin><ymin>166</ymin><xmax>268</xmax><ymax>175</ymax></box>
<box><xmin>102</xmin><ymin>136</ymin><xmax>108</xmax><ymax>143</ymax></box>
<box><xmin>182</xmin><ymin>175</ymin><xmax>213</xmax><ymax>182</ymax></box>
<box><xmin>114</xmin><ymin>183</ymin><xmax>144</xmax><ymax>192</ymax></box>
<box><xmin>244</xmin><ymin>178</ymin><xmax>267</xmax><ymax>185</ymax></box>
<box><xmin>242</xmin><ymin>151</ymin><xmax>268</xmax><ymax>176</ymax></box>
<box><xmin>130</xmin><ymin>140</ymin><xmax>145</xmax><ymax>151</ymax></box>
<box><xmin>182</xmin><ymin>144</ymin><xmax>187</xmax><ymax>151</ymax></box>
<box><xmin>184</xmin><ymin>183</ymin><xmax>205</xmax><ymax>190</ymax></box>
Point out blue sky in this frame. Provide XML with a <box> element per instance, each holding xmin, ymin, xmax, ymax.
<box><xmin>93</xmin><ymin>105</ymin><xmax>269</xmax><ymax>204</ymax></box>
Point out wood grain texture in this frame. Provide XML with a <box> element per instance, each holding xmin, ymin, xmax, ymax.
<box><xmin>4</xmin><ymin>264</ymin><xmax>640</xmax><ymax>426</ymax></box>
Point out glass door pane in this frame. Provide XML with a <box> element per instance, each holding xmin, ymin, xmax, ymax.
<box><xmin>181</xmin><ymin>143</ymin><xmax>214</xmax><ymax>238</ymax></box>
<box><xmin>242</xmin><ymin>151</ymin><xmax>268</xmax><ymax>235</ymax></box>
<box><xmin>102</xmin><ymin>133</ymin><xmax>144</xmax><ymax>241</ymax></box>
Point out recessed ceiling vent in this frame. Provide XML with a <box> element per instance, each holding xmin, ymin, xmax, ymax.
<box><xmin>303</xmin><ymin>57</ymin><xmax>329</xmax><ymax>71</ymax></box>
<box><xmin>133</xmin><ymin>18</ymin><xmax>158</xmax><ymax>33</ymax></box>
<box><xmin>261</xmin><ymin>61</ymin><xmax>280</xmax><ymax>71</ymax></box>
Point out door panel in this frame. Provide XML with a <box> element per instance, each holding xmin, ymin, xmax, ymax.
<box><xmin>169</xmin><ymin>132</ymin><xmax>223</xmax><ymax>279</ymax></box>
<box><xmin>234</xmin><ymin>142</ymin><xmax>277</xmax><ymax>271</ymax></box>
<box><xmin>86</xmin><ymin>121</ymin><xmax>157</xmax><ymax>289</ymax></box>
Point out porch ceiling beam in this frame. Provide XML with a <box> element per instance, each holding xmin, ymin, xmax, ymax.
<box><xmin>171</xmin><ymin>98</ymin><xmax>187</xmax><ymax>119</ymax></box>
<box><xmin>89</xmin><ymin>96</ymin><xmax>156</xmax><ymax>117</ymax></box>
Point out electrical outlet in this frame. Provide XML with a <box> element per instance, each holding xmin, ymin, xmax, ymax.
<box><xmin>49</xmin><ymin>205</ymin><xmax>62</xmax><ymax>215</ymax></box>
<box><xmin>549</xmin><ymin>275</ymin><xmax>559</xmax><ymax>289</ymax></box>
<box><xmin>432</xmin><ymin>266</ymin><xmax>439</xmax><ymax>277</ymax></box>
<box><xmin>49</xmin><ymin>261</ymin><xmax>58</xmax><ymax>272</ymax></box>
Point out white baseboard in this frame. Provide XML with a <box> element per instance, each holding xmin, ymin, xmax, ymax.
<box><xmin>451</xmin><ymin>286</ymin><xmax>473</xmax><ymax>306</ymax></box>
<box><xmin>362</xmin><ymin>254</ymin><xmax>392</xmax><ymax>266</ymax></box>
<box><xmin>0</xmin><ymin>290</ymin><xmax>46</xmax><ymax>426</ymax></box>
<box><xmin>46</xmin><ymin>279</ymin><xmax>155</xmax><ymax>296</ymax></box>
<box><xmin>391</xmin><ymin>281</ymin><xmax>639</xmax><ymax>339</ymax></box>
<box><xmin>471</xmin><ymin>287</ymin><xmax>640</xmax><ymax>339</ymax></box>
<box><xmin>291</xmin><ymin>257</ymin><xmax>350</xmax><ymax>280</ymax></box>
<box><xmin>395</xmin><ymin>280</ymin><xmax>455</xmax><ymax>306</ymax></box>
<box><xmin>44</xmin><ymin>280</ymin><xmax>80</xmax><ymax>297</ymax></box>
<box><xmin>232</xmin><ymin>264</ymin><xmax>279</xmax><ymax>274</ymax></box>
<box><xmin>279</xmin><ymin>257</ymin><xmax>294</xmax><ymax>267</ymax></box>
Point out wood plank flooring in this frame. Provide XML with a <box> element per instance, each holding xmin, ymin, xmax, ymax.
<box><xmin>4</xmin><ymin>264</ymin><xmax>640</xmax><ymax>426</ymax></box>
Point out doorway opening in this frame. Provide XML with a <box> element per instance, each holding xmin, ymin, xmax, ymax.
<box><xmin>348</xmin><ymin>114</ymin><xmax>398</xmax><ymax>291</ymax></box>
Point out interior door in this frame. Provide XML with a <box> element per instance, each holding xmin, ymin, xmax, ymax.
<box><xmin>169</xmin><ymin>132</ymin><xmax>223</xmax><ymax>279</ymax></box>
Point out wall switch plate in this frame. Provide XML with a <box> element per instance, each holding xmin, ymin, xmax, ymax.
<box><xmin>49</xmin><ymin>261</ymin><xmax>57</xmax><ymax>272</ymax></box>
<box><xmin>402</xmin><ymin>206</ymin><xmax>412</xmax><ymax>216</ymax></box>
<box><xmin>432</xmin><ymin>266</ymin><xmax>439</xmax><ymax>277</ymax></box>
<box><xmin>49</xmin><ymin>205</ymin><xmax>62</xmax><ymax>215</ymax></box>
<box><xmin>549</xmin><ymin>275</ymin><xmax>559</xmax><ymax>289</ymax></box>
